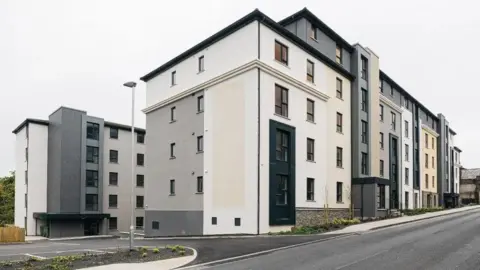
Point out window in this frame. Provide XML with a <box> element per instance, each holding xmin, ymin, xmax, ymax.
<box><xmin>197</xmin><ymin>96</ymin><xmax>204</xmax><ymax>112</ymax></box>
<box><xmin>109</xmin><ymin>128</ymin><xmax>118</xmax><ymax>139</ymax></box>
<box><xmin>336</xmin><ymin>147</ymin><xmax>343</xmax><ymax>168</ymax></box>
<box><xmin>86</xmin><ymin>146</ymin><xmax>99</xmax><ymax>164</ymax></box>
<box><xmin>171</xmin><ymin>71</ymin><xmax>176</xmax><ymax>85</ymax></box>
<box><xmin>336</xmin><ymin>44</ymin><xmax>343</xmax><ymax>64</ymax></box>
<box><xmin>405</xmin><ymin>144</ymin><xmax>409</xmax><ymax>161</ymax></box>
<box><xmin>170</xmin><ymin>179</ymin><xmax>175</xmax><ymax>195</ymax></box>
<box><xmin>425</xmin><ymin>134</ymin><xmax>429</xmax><ymax>148</ymax></box>
<box><xmin>361</xmin><ymin>121</ymin><xmax>368</xmax><ymax>143</ymax></box>
<box><xmin>137</xmin><ymin>153</ymin><xmax>144</xmax><ymax>166</ymax></box>
<box><xmin>306</xmin><ymin>178</ymin><xmax>315</xmax><ymax>201</ymax></box>
<box><xmin>432</xmin><ymin>176</ymin><xmax>435</xmax><ymax>188</ymax></box>
<box><xmin>197</xmin><ymin>136</ymin><xmax>204</xmax><ymax>153</ymax></box>
<box><xmin>25</xmin><ymin>170</ymin><xmax>28</xmax><ymax>185</ymax></box>
<box><xmin>136</xmin><ymin>217</ymin><xmax>144</xmax><ymax>229</ymax></box>
<box><xmin>109</xmin><ymin>172</ymin><xmax>118</xmax><ymax>186</ymax></box>
<box><xmin>405</xmin><ymin>168</ymin><xmax>409</xmax><ymax>185</ymax></box>
<box><xmin>137</xmin><ymin>133</ymin><xmax>145</xmax><ymax>144</ymax></box>
<box><xmin>307</xmin><ymin>138</ymin><xmax>315</xmax><ymax>161</ymax></box>
<box><xmin>405</xmin><ymin>191</ymin><xmax>409</xmax><ymax>209</ymax></box>
<box><xmin>405</xmin><ymin>98</ymin><xmax>410</xmax><ymax>109</ymax></box>
<box><xmin>86</xmin><ymin>170</ymin><xmax>98</xmax><ymax>187</ymax></box>
<box><xmin>432</xmin><ymin>137</ymin><xmax>435</xmax><ymax>149</ymax></box>
<box><xmin>425</xmin><ymin>174</ymin><xmax>429</xmax><ymax>188</ymax></box>
<box><xmin>109</xmin><ymin>217</ymin><xmax>117</xmax><ymax>230</ymax></box>
<box><xmin>380</xmin><ymin>80</ymin><xmax>384</xmax><ymax>93</ymax></box>
<box><xmin>310</xmin><ymin>25</ymin><xmax>317</xmax><ymax>40</ymax></box>
<box><xmin>415</xmin><ymin>127</ymin><xmax>418</xmax><ymax>142</ymax></box>
<box><xmin>378</xmin><ymin>185</ymin><xmax>385</xmax><ymax>209</ymax></box>
<box><xmin>276</xmin><ymin>174</ymin><xmax>288</xmax><ymax>205</ymax></box>
<box><xmin>197</xmin><ymin>176</ymin><xmax>203</xmax><ymax>193</ymax></box>
<box><xmin>336</xmin><ymin>182</ymin><xmax>343</xmax><ymax>202</ymax></box>
<box><xmin>425</xmin><ymin>153</ymin><xmax>428</xmax><ymax>168</ymax></box>
<box><xmin>136</xmin><ymin>174</ymin><xmax>144</xmax><ymax>187</ymax></box>
<box><xmin>361</xmin><ymin>88</ymin><xmax>368</xmax><ymax>112</ymax></box>
<box><xmin>306</xmin><ymin>99</ymin><xmax>315</xmax><ymax>122</ymax></box>
<box><xmin>361</xmin><ymin>152</ymin><xmax>368</xmax><ymax>174</ymax></box>
<box><xmin>390</xmin><ymin>86</ymin><xmax>394</xmax><ymax>96</ymax></box>
<box><xmin>274</xmin><ymin>40</ymin><xmax>288</xmax><ymax>65</ymax></box>
<box><xmin>276</xmin><ymin>130</ymin><xmax>289</xmax><ymax>161</ymax></box>
<box><xmin>87</xmin><ymin>122</ymin><xmax>99</xmax><ymax>140</ymax></box>
<box><xmin>391</xmin><ymin>112</ymin><xmax>396</xmax><ymax>130</ymax></box>
<box><xmin>25</xmin><ymin>147</ymin><xmax>28</xmax><ymax>161</ymax></box>
<box><xmin>336</xmin><ymin>112</ymin><xmax>343</xmax><ymax>133</ymax></box>
<box><xmin>405</xmin><ymin>121</ymin><xmax>409</xmax><ymax>138</ymax></box>
<box><xmin>380</xmin><ymin>132</ymin><xmax>384</xmax><ymax>149</ymax></box>
<box><xmin>152</xmin><ymin>221</ymin><xmax>160</xmax><ymax>230</ymax></box>
<box><xmin>376</xmin><ymin>161</ymin><xmax>382</xmax><ymax>178</ymax></box>
<box><xmin>170</xmin><ymin>107</ymin><xmax>176</xmax><ymax>122</ymax></box>
<box><xmin>198</xmin><ymin>56</ymin><xmax>205</xmax><ymax>72</ymax></box>
<box><xmin>306</xmin><ymin>60</ymin><xmax>314</xmax><ymax>82</ymax></box>
<box><xmin>380</xmin><ymin>105</ymin><xmax>384</xmax><ymax>121</ymax></box>
<box><xmin>136</xmin><ymin>196</ymin><xmax>144</xmax><ymax>208</ymax></box>
<box><xmin>109</xmin><ymin>150</ymin><xmax>118</xmax><ymax>163</ymax></box>
<box><xmin>170</xmin><ymin>143</ymin><xmax>176</xmax><ymax>158</ymax></box>
<box><xmin>109</xmin><ymin>195</ymin><xmax>118</xmax><ymax>208</ymax></box>
<box><xmin>361</xmin><ymin>56</ymin><xmax>368</xmax><ymax>80</ymax></box>
<box><xmin>336</xmin><ymin>78</ymin><xmax>343</xmax><ymax>99</ymax></box>
<box><xmin>85</xmin><ymin>194</ymin><xmax>98</xmax><ymax>211</ymax></box>
<box><xmin>275</xmin><ymin>84</ymin><xmax>288</xmax><ymax>117</ymax></box>
<box><xmin>432</xmin><ymin>157</ymin><xmax>435</xmax><ymax>168</ymax></box>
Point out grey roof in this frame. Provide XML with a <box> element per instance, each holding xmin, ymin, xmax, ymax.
<box><xmin>461</xmin><ymin>168</ymin><xmax>480</xmax><ymax>179</ymax></box>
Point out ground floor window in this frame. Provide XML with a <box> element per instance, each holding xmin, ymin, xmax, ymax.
<box><xmin>405</xmin><ymin>191</ymin><xmax>409</xmax><ymax>210</ymax></box>
<box><xmin>378</xmin><ymin>185</ymin><xmax>386</xmax><ymax>209</ymax></box>
<box><xmin>109</xmin><ymin>217</ymin><xmax>117</xmax><ymax>230</ymax></box>
<box><xmin>136</xmin><ymin>217</ymin><xmax>144</xmax><ymax>229</ymax></box>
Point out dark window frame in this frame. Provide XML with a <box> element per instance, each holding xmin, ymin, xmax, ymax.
<box><xmin>336</xmin><ymin>78</ymin><xmax>343</xmax><ymax>99</ymax></box>
<box><xmin>109</xmin><ymin>150</ymin><xmax>118</xmax><ymax>163</ymax></box>
<box><xmin>361</xmin><ymin>121</ymin><xmax>368</xmax><ymax>144</ymax></box>
<box><xmin>197</xmin><ymin>95</ymin><xmax>204</xmax><ymax>113</ymax></box>
<box><xmin>137</xmin><ymin>133</ymin><xmax>145</xmax><ymax>144</ymax></box>
<box><xmin>137</xmin><ymin>153</ymin><xmax>144</xmax><ymax>166</ymax></box>
<box><xmin>152</xmin><ymin>221</ymin><xmax>160</xmax><ymax>230</ymax></box>
<box><xmin>378</xmin><ymin>185</ymin><xmax>386</xmax><ymax>209</ymax></box>
<box><xmin>197</xmin><ymin>176</ymin><xmax>203</xmax><ymax>193</ymax></box>
<box><xmin>361</xmin><ymin>88</ymin><xmax>368</xmax><ymax>112</ymax></box>
<box><xmin>275</xmin><ymin>84</ymin><xmax>289</xmax><ymax>117</ymax></box>
<box><xmin>136</xmin><ymin>196</ymin><xmax>144</xmax><ymax>208</ymax></box>
<box><xmin>136</xmin><ymin>216</ymin><xmax>144</xmax><ymax>229</ymax></box>
<box><xmin>110</xmin><ymin>128</ymin><xmax>118</xmax><ymax>139</ymax></box>
<box><xmin>405</xmin><ymin>144</ymin><xmax>409</xmax><ymax>161</ymax></box>
<box><xmin>336</xmin><ymin>147</ymin><xmax>343</xmax><ymax>168</ymax></box>
<box><xmin>86</xmin><ymin>170</ymin><xmax>98</xmax><ymax>187</ymax></box>
<box><xmin>391</xmin><ymin>112</ymin><xmax>396</xmax><ymax>131</ymax></box>
<box><xmin>198</xmin><ymin>56</ymin><xmax>205</xmax><ymax>72</ymax></box>
<box><xmin>170</xmin><ymin>143</ymin><xmax>176</xmax><ymax>158</ymax></box>
<box><xmin>274</xmin><ymin>40</ymin><xmax>289</xmax><ymax>65</ymax></box>
<box><xmin>86</xmin><ymin>122</ymin><xmax>100</xmax><ymax>140</ymax></box>
<box><xmin>109</xmin><ymin>217</ymin><xmax>117</xmax><ymax>230</ymax></box>
<box><xmin>380</xmin><ymin>160</ymin><xmax>384</xmax><ymax>176</ymax></box>
<box><xmin>306</xmin><ymin>178</ymin><xmax>315</xmax><ymax>201</ymax></box>
<box><xmin>170</xmin><ymin>107</ymin><xmax>176</xmax><ymax>122</ymax></box>
<box><xmin>310</xmin><ymin>25</ymin><xmax>317</xmax><ymax>40</ymax></box>
<box><xmin>361</xmin><ymin>152</ymin><xmax>368</xmax><ymax>175</ymax></box>
<box><xmin>85</xmin><ymin>194</ymin><xmax>98</xmax><ymax>211</ymax></box>
<box><xmin>171</xmin><ymin>70</ymin><xmax>176</xmax><ymax>86</ymax></box>
<box><xmin>307</xmin><ymin>99</ymin><xmax>315</xmax><ymax>122</ymax></box>
<box><xmin>336</xmin><ymin>112</ymin><xmax>343</xmax><ymax>133</ymax></box>
<box><xmin>109</xmin><ymin>172</ymin><xmax>118</xmax><ymax>186</ymax></box>
<box><xmin>197</xmin><ymin>136</ymin><xmax>204</xmax><ymax>153</ymax></box>
<box><xmin>306</xmin><ymin>138</ymin><xmax>315</xmax><ymax>161</ymax></box>
<box><xmin>306</xmin><ymin>60</ymin><xmax>314</xmax><ymax>83</ymax></box>
<box><xmin>170</xmin><ymin>179</ymin><xmax>175</xmax><ymax>195</ymax></box>
<box><xmin>361</xmin><ymin>56</ymin><xmax>368</xmax><ymax>80</ymax></box>
<box><xmin>336</xmin><ymin>44</ymin><xmax>343</xmax><ymax>64</ymax></box>
<box><xmin>275</xmin><ymin>130</ymin><xmax>289</xmax><ymax>162</ymax></box>
<box><xmin>336</xmin><ymin>182</ymin><xmax>343</xmax><ymax>202</ymax></box>
<box><xmin>136</xmin><ymin>174</ymin><xmax>144</xmax><ymax>187</ymax></box>
<box><xmin>380</xmin><ymin>132</ymin><xmax>384</xmax><ymax>149</ymax></box>
<box><xmin>380</xmin><ymin>104</ymin><xmax>384</xmax><ymax>121</ymax></box>
<box><xmin>405</xmin><ymin>168</ymin><xmax>409</xmax><ymax>185</ymax></box>
<box><xmin>404</xmin><ymin>120</ymin><xmax>409</xmax><ymax>138</ymax></box>
<box><xmin>86</xmin><ymin>146</ymin><xmax>99</xmax><ymax>164</ymax></box>
<box><xmin>109</xmin><ymin>194</ymin><xmax>118</xmax><ymax>208</ymax></box>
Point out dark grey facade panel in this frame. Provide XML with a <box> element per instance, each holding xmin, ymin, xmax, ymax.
<box><xmin>47</xmin><ymin>110</ymin><xmax>63</xmax><ymax>213</ymax></box>
<box><xmin>144</xmin><ymin>210</ymin><xmax>203</xmax><ymax>236</ymax></box>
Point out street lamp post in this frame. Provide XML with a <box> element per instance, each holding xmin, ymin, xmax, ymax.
<box><xmin>123</xmin><ymin>81</ymin><xmax>137</xmax><ymax>251</ymax></box>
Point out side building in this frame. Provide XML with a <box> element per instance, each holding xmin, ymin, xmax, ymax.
<box><xmin>142</xmin><ymin>9</ymin><xmax>353</xmax><ymax>236</ymax></box>
<box><xmin>13</xmin><ymin>107</ymin><xmax>146</xmax><ymax>237</ymax></box>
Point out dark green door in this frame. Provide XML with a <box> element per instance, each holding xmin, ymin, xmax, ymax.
<box><xmin>269</xmin><ymin>120</ymin><xmax>295</xmax><ymax>226</ymax></box>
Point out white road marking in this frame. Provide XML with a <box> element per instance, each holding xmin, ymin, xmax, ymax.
<box><xmin>51</xmin><ymin>242</ymin><xmax>81</xmax><ymax>246</ymax></box>
<box><xmin>334</xmin><ymin>250</ymin><xmax>389</xmax><ymax>270</ymax></box>
<box><xmin>24</xmin><ymin>253</ymin><xmax>47</xmax><ymax>260</ymax></box>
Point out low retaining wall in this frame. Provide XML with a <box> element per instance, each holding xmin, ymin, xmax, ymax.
<box><xmin>0</xmin><ymin>226</ymin><xmax>25</xmax><ymax>243</ymax></box>
<box><xmin>296</xmin><ymin>208</ymin><xmax>351</xmax><ymax>227</ymax></box>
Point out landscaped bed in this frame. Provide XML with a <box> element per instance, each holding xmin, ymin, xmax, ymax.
<box><xmin>0</xmin><ymin>245</ymin><xmax>193</xmax><ymax>270</ymax></box>
<box><xmin>269</xmin><ymin>218</ymin><xmax>361</xmax><ymax>235</ymax></box>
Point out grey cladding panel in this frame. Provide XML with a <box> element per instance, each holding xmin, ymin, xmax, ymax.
<box><xmin>145</xmin><ymin>210</ymin><xmax>203</xmax><ymax>236</ymax></box>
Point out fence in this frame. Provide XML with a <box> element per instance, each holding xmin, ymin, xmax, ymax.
<box><xmin>0</xmin><ymin>226</ymin><xmax>25</xmax><ymax>243</ymax></box>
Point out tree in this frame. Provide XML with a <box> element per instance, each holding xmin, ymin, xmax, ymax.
<box><xmin>0</xmin><ymin>171</ymin><xmax>15</xmax><ymax>225</ymax></box>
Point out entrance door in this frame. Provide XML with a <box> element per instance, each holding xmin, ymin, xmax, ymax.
<box><xmin>84</xmin><ymin>220</ymin><xmax>99</xmax><ymax>236</ymax></box>
<box><xmin>269</xmin><ymin>120</ymin><xmax>296</xmax><ymax>226</ymax></box>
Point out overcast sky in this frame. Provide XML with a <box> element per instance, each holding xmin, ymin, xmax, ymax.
<box><xmin>1</xmin><ymin>0</ymin><xmax>479</xmax><ymax>176</ymax></box>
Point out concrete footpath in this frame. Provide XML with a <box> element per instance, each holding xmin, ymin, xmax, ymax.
<box><xmin>326</xmin><ymin>205</ymin><xmax>480</xmax><ymax>234</ymax></box>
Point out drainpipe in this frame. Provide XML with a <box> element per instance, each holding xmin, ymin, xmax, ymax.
<box><xmin>256</xmin><ymin>18</ymin><xmax>263</xmax><ymax>235</ymax></box>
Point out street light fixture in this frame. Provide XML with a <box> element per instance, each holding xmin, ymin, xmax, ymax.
<box><xmin>123</xmin><ymin>81</ymin><xmax>137</xmax><ymax>251</ymax></box>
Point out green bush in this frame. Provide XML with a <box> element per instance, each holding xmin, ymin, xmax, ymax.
<box><xmin>402</xmin><ymin>207</ymin><xmax>444</xmax><ymax>216</ymax></box>
<box><xmin>152</xmin><ymin>248</ymin><xmax>160</xmax><ymax>254</ymax></box>
<box><xmin>141</xmin><ymin>252</ymin><xmax>148</xmax><ymax>258</ymax></box>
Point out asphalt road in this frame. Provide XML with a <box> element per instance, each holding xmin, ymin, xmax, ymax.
<box><xmin>196</xmin><ymin>209</ymin><xmax>480</xmax><ymax>270</ymax></box>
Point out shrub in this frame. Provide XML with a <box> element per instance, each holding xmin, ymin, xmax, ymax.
<box><xmin>152</xmin><ymin>248</ymin><xmax>160</xmax><ymax>254</ymax></box>
<box><xmin>142</xmin><ymin>252</ymin><xmax>148</xmax><ymax>258</ymax></box>
<box><xmin>179</xmin><ymin>250</ymin><xmax>186</xmax><ymax>256</ymax></box>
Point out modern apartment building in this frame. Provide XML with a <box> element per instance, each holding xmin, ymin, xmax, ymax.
<box><xmin>140</xmin><ymin>7</ymin><xmax>462</xmax><ymax>235</ymax></box>
<box><xmin>141</xmin><ymin>9</ymin><xmax>353</xmax><ymax>236</ymax></box>
<box><xmin>13</xmin><ymin>107</ymin><xmax>146</xmax><ymax>238</ymax></box>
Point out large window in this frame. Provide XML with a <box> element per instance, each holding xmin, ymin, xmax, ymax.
<box><xmin>136</xmin><ymin>174</ymin><xmax>144</xmax><ymax>187</ymax></box>
<box><xmin>307</xmin><ymin>178</ymin><xmax>315</xmax><ymax>201</ymax></box>
<box><xmin>336</xmin><ymin>78</ymin><xmax>343</xmax><ymax>99</ymax></box>
<box><xmin>136</xmin><ymin>217</ymin><xmax>144</xmax><ymax>229</ymax></box>
<box><xmin>405</xmin><ymin>144</ymin><xmax>409</xmax><ymax>161</ymax></box>
<box><xmin>425</xmin><ymin>174</ymin><xmax>429</xmax><ymax>188</ymax></box>
<box><xmin>275</xmin><ymin>130</ymin><xmax>289</xmax><ymax>162</ymax></box>
<box><xmin>274</xmin><ymin>40</ymin><xmax>288</xmax><ymax>65</ymax></box>
<box><xmin>380</xmin><ymin>160</ymin><xmax>384</xmax><ymax>177</ymax></box>
<box><xmin>361</xmin><ymin>56</ymin><xmax>368</xmax><ymax>80</ymax></box>
<box><xmin>86</xmin><ymin>146</ymin><xmax>99</xmax><ymax>164</ymax></box>
<box><xmin>432</xmin><ymin>156</ymin><xmax>435</xmax><ymax>168</ymax></box>
<box><xmin>307</xmin><ymin>138</ymin><xmax>315</xmax><ymax>161</ymax></box>
<box><xmin>380</xmin><ymin>132</ymin><xmax>384</xmax><ymax>149</ymax></box>
<box><xmin>361</xmin><ymin>88</ymin><xmax>368</xmax><ymax>112</ymax></box>
<box><xmin>110</xmin><ymin>127</ymin><xmax>118</xmax><ymax>139</ymax></box>
<box><xmin>136</xmin><ymin>196</ymin><xmax>144</xmax><ymax>208</ymax></box>
<box><xmin>425</xmin><ymin>133</ymin><xmax>429</xmax><ymax>148</ymax></box>
<box><xmin>86</xmin><ymin>122</ymin><xmax>99</xmax><ymax>140</ymax></box>
<box><xmin>336</xmin><ymin>182</ymin><xmax>343</xmax><ymax>202</ymax></box>
<box><xmin>109</xmin><ymin>172</ymin><xmax>118</xmax><ymax>186</ymax></box>
<box><xmin>86</xmin><ymin>170</ymin><xmax>98</xmax><ymax>187</ymax></box>
<box><xmin>336</xmin><ymin>44</ymin><xmax>343</xmax><ymax>64</ymax></box>
<box><xmin>425</xmin><ymin>153</ymin><xmax>429</xmax><ymax>168</ymax></box>
<box><xmin>275</xmin><ymin>84</ymin><xmax>289</xmax><ymax>117</ymax></box>
<box><xmin>109</xmin><ymin>195</ymin><xmax>118</xmax><ymax>208</ymax></box>
<box><xmin>307</xmin><ymin>99</ymin><xmax>315</xmax><ymax>122</ymax></box>
<box><xmin>361</xmin><ymin>152</ymin><xmax>368</xmax><ymax>175</ymax></box>
<box><xmin>361</xmin><ymin>121</ymin><xmax>368</xmax><ymax>143</ymax></box>
<box><xmin>405</xmin><ymin>168</ymin><xmax>409</xmax><ymax>185</ymax></box>
<box><xmin>306</xmin><ymin>60</ymin><xmax>314</xmax><ymax>83</ymax></box>
<box><xmin>336</xmin><ymin>112</ymin><xmax>343</xmax><ymax>133</ymax></box>
<box><xmin>109</xmin><ymin>150</ymin><xmax>118</xmax><ymax>163</ymax></box>
<box><xmin>276</xmin><ymin>175</ymin><xmax>288</xmax><ymax>205</ymax></box>
<box><xmin>378</xmin><ymin>185</ymin><xmax>385</xmax><ymax>209</ymax></box>
<box><xmin>310</xmin><ymin>25</ymin><xmax>317</xmax><ymax>40</ymax></box>
<box><xmin>85</xmin><ymin>194</ymin><xmax>98</xmax><ymax>211</ymax></box>
<box><xmin>336</xmin><ymin>147</ymin><xmax>343</xmax><ymax>168</ymax></box>
<box><xmin>137</xmin><ymin>153</ymin><xmax>144</xmax><ymax>166</ymax></box>
<box><xmin>405</xmin><ymin>121</ymin><xmax>409</xmax><ymax>138</ymax></box>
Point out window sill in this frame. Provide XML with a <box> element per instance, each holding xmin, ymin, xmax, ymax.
<box><xmin>108</xmin><ymin>207</ymin><xmax>118</xmax><ymax>209</ymax></box>
<box><xmin>136</xmin><ymin>186</ymin><xmax>144</xmax><ymax>188</ymax></box>
<box><xmin>306</xmin><ymin>160</ymin><xmax>316</xmax><ymax>163</ymax></box>
<box><xmin>169</xmin><ymin>120</ymin><xmax>177</xmax><ymax>124</ymax></box>
<box><xmin>109</xmin><ymin>137</ymin><xmax>118</xmax><ymax>140</ymax></box>
<box><xmin>306</xmin><ymin>119</ymin><xmax>316</xmax><ymax>124</ymax></box>
<box><xmin>196</xmin><ymin>151</ymin><xmax>204</xmax><ymax>154</ymax></box>
<box><xmin>197</xmin><ymin>110</ymin><xmax>204</xmax><ymax>114</ymax></box>
<box><xmin>197</xmin><ymin>70</ymin><xmax>205</xmax><ymax>74</ymax></box>
<box><xmin>307</xmin><ymin>80</ymin><xmax>315</xmax><ymax>86</ymax></box>
<box><xmin>136</xmin><ymin>207</ymin><xmax>144</xmax><ymax>209</ymax></box>
<box><xmin>274</xmin><ymin>59</ymin><xmax>290</xmax><ymax>68</ymax></box>
<box><xmin>337</xmin><ymin>131</ymin><xmax>343</xmax><ymax>135</ymax></box>
<box><xmin>310</xmin><ymin>37</ymin><xmax>319</xmax><ymax>43</ymax></box>
<box><xmin>169</xmin><ymin>194</ymin><xmax>176</xmax><ymax>196</ymax></box>
<box><xmin>336</xmin><ymin>166</ymin><xmax>344</xmax><ymax>169</ymax></box>
<box><xmin>306</xmin><ymin>200</ymin><xmax>316</xmax><ymax>202</ymax></box>
<box><xmin>137</xmin><ymin>165</ymin><xmax>145</xmax><ymax>167</ymax></box>
<box><xmin>195</xmin><ymin>192</ymin><xmax>204</xmax><ymax>195</ymax></box>
<box><xmin>170</xmin><ymin>84</ymin><xmax>177</xmax><ymax>88</ymax></box>
<box><xmin>109</xmin><ymin>162</ymin><xmax>119</xmax><ymax>164</ymax></box>
<box><xmin>169</xmin><ymin>157</ymin><xmax>176</xmax><ymax>160</ymax></box>
<box><xmin>336</xmin><ymin>97</ymin><xmax>344</xmax><ymax>101</ymax></box>
<box><xmin>274</xmin><ymin>113</ymin><xmax>290</xmax><ymax>120</ymax></box>
<box><xmin>337</xmin><ymin>201</ymin><xmax>344</xmax><ymax>204</ymax></box>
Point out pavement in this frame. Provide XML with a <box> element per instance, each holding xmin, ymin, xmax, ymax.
<box><xmin>188</xmin><ymin>207</ymin><xmax>480</xmax><ymax>270</ymax></box>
